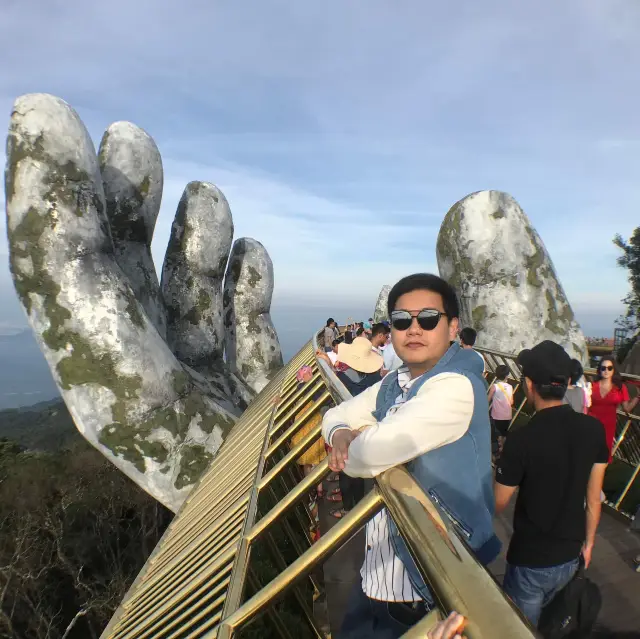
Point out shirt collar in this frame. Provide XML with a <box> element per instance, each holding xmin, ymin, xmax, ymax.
<box><xmin>397</xmin><ymin>366</ymin><xmax>423</xmax><ymax>391</ymax></box>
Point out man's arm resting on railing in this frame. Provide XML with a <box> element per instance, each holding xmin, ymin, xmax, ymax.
<box><xmin>582</xmin><ymin>462</ymin><xmax>607</xmax><ymax>568</ymax></box>
<box><xmin>343</xmin><ymin>373</ymin><xmax>473</xmax><ymax>478</ymax></box>
<box><xmin>321</xmin><ymin>380</ymin><xmax>382</xmax><ymax>445</ymax></box>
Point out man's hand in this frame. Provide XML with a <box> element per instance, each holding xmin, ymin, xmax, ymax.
<box><xmin>427</xmin><ymin>612</ymin><xmax>466</xmax><ymax>639</ymax></box>
<box><xmin>581</xmin><ymin>541</ymin><xmax>594</xmax><ymax>568</ymax></box>
<box><xmin>328</xmin><ymin>429</ymin><xmax>360</xmax><ymax>471</ymax></box>
<box><xmin>316</xmin><ymin>350</ymin><xmax>333</xmax><ymax>366</ymax></box>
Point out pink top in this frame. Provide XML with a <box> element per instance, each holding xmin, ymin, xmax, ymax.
<box><xmin>491</xmin><ymin>381</ymin><xmax>513</xmax><ymax>420</ymax></box>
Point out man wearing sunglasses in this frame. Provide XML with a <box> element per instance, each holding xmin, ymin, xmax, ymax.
<box><xmin>321</xmin><ymin>273</ymin><xmax>499</xmax><ymax>638</ymax></box>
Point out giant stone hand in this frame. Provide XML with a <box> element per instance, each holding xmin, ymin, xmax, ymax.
<box><xmin>5</xmin><ymin>94</ymin><xmax>283</xmax><ymax>512</ymax></box>
<box><xmin>436</xmin><ymin>190</ymin><xmax>587</xmax><ymax>363</ymax></box>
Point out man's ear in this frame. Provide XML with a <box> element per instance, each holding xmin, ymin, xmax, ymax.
<box><xmin>448</xmin><ymin>317</ymin><xmax>460</xmax><ymax>341</ymax></box>
<box><xmin>524</xmin><ymin>377</ymin><xmax>534</xmax><ymax>397</ymax></box>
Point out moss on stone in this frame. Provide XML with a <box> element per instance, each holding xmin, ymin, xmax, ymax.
<box><xmin>251</xmin><ymin>342</ymin><xmax>265</xmax><ymax>365</ymax></box>
<box><xmin>125</xmin><ymin>293</ymin><xmax>145</xmax><ymax>329</ymax></box>
<box><xmin>524</xmin><ymin>245</ymin><xmax>545</xmax><ymax>287</ymax></box>
<box><xmin>175</xmin><ymin>444</ymin><xmax>214</xmax><ymax>490</ymax></box>
<box><xmin>56</xmin><ymin>335</ymin><xmax>142</xmax><ymax>396</ymax></box>
<box><xmin>228</xmin><ymin>255</ymin><xmax>242</xmax><ymax>286</ymax></box>
<box><xmin>247</xmin><ymin>266</ymin><xmax>262</xmax><ymax>287</ymax></box>
<box><xmin>5</xmin><ymin>129</ymin><xmax>46</xmax><ymax>204</ymax></box>
<box><xmin>98</xmin><ymin>419</ymin><xmax>169</xmax><ymax>473</ymax></box>
<box><xmin>247</xmin><ymin>310</ymin><xmax>263</xmax><ymax>335</ymax></box>
<box><xmin>472</xmin><ymin>305</ymin><xmax>488</xmax><ymax>331</ymax></box>
<box><xmin>491</xmin><ymin>207</ymin><xmax>506</xmax><ymax>219</ymax></box>
<box><xmin>184</xmin><ymin>289</ymin><xmax>212</xmax><ymax>325</ymax></box>
<box><xmin>139</xmin><ymin>175</ymin><xmax>151</xmax><ymax>197</ymax></box>
<box><xmin>545</xmin><ymin>290</ymin><xmax>574</xmax><ymax>336</ymax></box>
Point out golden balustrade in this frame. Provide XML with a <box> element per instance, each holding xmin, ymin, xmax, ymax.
<box><xmin>103</xmin><ymin>331</ymin><xmax>640</xmax><ymax>639</ymax></box>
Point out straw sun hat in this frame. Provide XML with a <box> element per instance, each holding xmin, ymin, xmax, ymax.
<box><xmin>337</xmin><ymin>337</ymin><xmax>383</xmax><ymax>374</ymax></box>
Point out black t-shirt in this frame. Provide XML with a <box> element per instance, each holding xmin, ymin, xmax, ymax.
<box><xmin>496</xmin><ymin>404</ymin><xmax>609</xmax><ymax>568</ymax></box>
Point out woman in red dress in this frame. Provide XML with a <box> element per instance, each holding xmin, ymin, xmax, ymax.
<box><xmin>589</xmin><ymin>358</ymin><xmax>639</xmax><ymax>461</ymax></box>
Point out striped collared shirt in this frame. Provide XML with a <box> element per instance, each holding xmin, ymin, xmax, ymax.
<box><xmin>361</xmin><ymin>367</ymin><xmax>422</xmax><ymax>602</ymax></box>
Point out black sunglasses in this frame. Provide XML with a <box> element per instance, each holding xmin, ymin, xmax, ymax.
<box><xmin>600</xmin><ymin>365</ymin><xmax>614</xmax><ymax>372</ymax></box>
<box><xmin>391</xmin><ymin>309</ymin><xmax>447</xmax><ymax>332</ymax></box>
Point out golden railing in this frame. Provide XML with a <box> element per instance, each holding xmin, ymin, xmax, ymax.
<box><xmin>100</xmin><ymin>334</ymin><xmax>537</xmax><ymax>639</ymax></box>
<box><xmin>478</xmin><ymin>346</ymin><xmax>640</xmax><ymax>518</ymax></box>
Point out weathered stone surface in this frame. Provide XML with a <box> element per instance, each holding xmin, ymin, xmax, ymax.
<box><xmin>373</xmin><ymin>285</ymin><xmax>391</xmax><ymax>323</ymax></box>
<box><xmin>4</xmin><ymin>93</ymin><xmax>282</xmax><ymax>511</ymax></box>
<box><xmin>224</xmin><ymin>238</ymin><xmax>283</xmax><ymax>393</ymax></box>
<box><xmin>98</xmin><ymin>122</ymin><xmax>166</xmax><ymax>337</ymax></box>
<box><xmin>161</xmin><ymin>181</ymin><xmax>232</xmax><ymax>370</ymax></box>
<box><xmin>436</xmin><ymin>190</ymin><xmax>587</xmax><ymax>363</ymax></box>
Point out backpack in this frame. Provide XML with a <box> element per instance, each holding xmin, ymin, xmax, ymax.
<box><xmin>537</xmin><ymin>563</ymin><xmax>601</xmax><ymax>639</ymax></box>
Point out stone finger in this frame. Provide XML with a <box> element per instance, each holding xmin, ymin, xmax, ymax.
<box><xmin>161</xmin><ymin>181</ymin><xmax>232</xmax><ymax>371</ymax></box>
<box><xmin>373</xmin><ymin>284</ymin><xmax>391</xmax><ymax>323</ymax></box>
<box><xmin>436</xmin><ymin>190</ymin><xmax>587</xmax><ymax>363</ymax></box>
<box><xmin>223</xmin><ymin>238</ymin><xmax>283</xmax><ymax>393</ymax></box>
<box><xmin>98</xmin><ymin>121</ymin><xmax>166</xmax><ymax>337</ymax></box>
<box><xmin>5</xmin><ymin>94</ymin><xmax>237</xmax><ymax>512</ymax></box>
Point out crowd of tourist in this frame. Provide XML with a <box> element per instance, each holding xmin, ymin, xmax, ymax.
<box><xmin>288</xmin><ymin>272</ymin><xmax>640</xmax><ymax>639</ymax></box>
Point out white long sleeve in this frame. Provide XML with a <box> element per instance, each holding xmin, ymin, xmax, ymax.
<box><xmin>321</xmin><ymin>380</ymin><xmax>382</xmax><ymax>444</ymax></box>
<box><xmin>344</xmin><ymin>372</ymin><xmax>474</xmax><ymax>478</ymax></box>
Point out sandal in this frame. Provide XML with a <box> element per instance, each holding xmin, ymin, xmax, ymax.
<box><xmin>330</xmin><ymin>508</ymin><xmax>348</xmax><ymax>519</ymax></box>
<box><xmin>327</xmin><ymin>493</ymin><xmax>343</xmax><ymax>503</ymax></box>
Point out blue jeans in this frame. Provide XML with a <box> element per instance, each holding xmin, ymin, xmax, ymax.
<box><xmin>503</xmin><ymin>558</ymin><xmax>579</xmax><ymax>627</ymax></box>
<box><xmin>337</xmin><ymin>583</ymin><xmax>429</xmax><ymax>639</ymax></box>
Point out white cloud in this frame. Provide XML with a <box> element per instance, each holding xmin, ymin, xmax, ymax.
<box><xmin>1</xmin><ymin>0</ymin><xmax>639</xmax><ymax>341</ymax></box>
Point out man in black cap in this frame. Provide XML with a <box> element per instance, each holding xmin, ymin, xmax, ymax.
<box><xmin>494</xmin><ymin>340</ymin><xmax>609</xmax><ymax>627</ymax></box>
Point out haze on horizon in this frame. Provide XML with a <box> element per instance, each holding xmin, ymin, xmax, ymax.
<box><xmin>1</xmin><ymin>0</ymin><xmax>639</xmax><ymax>351</ymax></box>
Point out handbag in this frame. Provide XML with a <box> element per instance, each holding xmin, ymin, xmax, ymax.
<box><xmin>537</xmin><ymin>559</ymin><xmax>601</xmax><ymax>639</ymax></box>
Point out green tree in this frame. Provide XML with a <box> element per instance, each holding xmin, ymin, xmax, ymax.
<box><xmin>613</xmin><ymin>227</ymin><xmax>640</xmax><ymax>362</ymax></box>
<box><xmin>0</xmin><ymin>440</ymin><xmax>173</xmax><ymax>638</ymax></box>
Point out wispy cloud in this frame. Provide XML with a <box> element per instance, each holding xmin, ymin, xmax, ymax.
<box><xmin>1</xmin><ymin>0</ymin><xmax>639</xmax><ymax>338</ymax></box>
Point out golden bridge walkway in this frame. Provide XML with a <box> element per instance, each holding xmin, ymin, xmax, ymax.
<box><xmin>101</xmin><ymin>332</ymin><xmax>640</xmax><ymax>639</ymax></box>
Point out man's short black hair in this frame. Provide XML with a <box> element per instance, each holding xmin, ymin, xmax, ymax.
<box><xmin>356</xmin><ymin>327</ymin><xmax>365</xmax><ymax>336</ymax></box>
<box><xmin>326</xmin><ymin>318</ymin><xmax>335</xmax><ymax>326</ymax></box>
<box><xmin>533</xmin><ymin>382</ymin><xmax>567</xmax><ymax>400</ymax></box>
<box><xmin>459</xmin><ymin>327</ymin><xmax>477</xmax><ymax>346</ymax></box>
<box><xmin>332</xmin><ymin>339</ymin><xmax>340</xmax><ymax>347</ymax></box>
<box><xmin>371</xmin><ymin>322</ymin><xmax>390</xmax><ymax>338</ymax></box>
<box><xmin>387</xmin><ymin>273</ymin><xmax>460</xmax><ymax>320</ymax></box>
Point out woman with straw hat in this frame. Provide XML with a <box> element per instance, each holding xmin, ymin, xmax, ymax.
<box><xmin>317</xmin><ymin>337</ymin><xmax>383</xmax><ymax>518</ymax></box>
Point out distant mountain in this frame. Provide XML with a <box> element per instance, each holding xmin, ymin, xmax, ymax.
<box><xmin>0</xmin><ymin>398</ymin><xmax>79</xmax><ymax>451</ymax></box>
<box><xmin>0</xmin><ymin>329</ymin><xmax>59</xmax><ymax>410</ymax></box>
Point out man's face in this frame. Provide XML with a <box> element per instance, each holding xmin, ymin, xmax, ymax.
<box><xmin>391</xmin><ymin>289</ymin><xmax>458</xmax><ymax>369</ymax></box>
<box><xmin>332</xmin><ymin>343</ymin><xmax>339</xmax><ymax>354</ymax></box>
<box><xmin>372</xmin><ymin>332</ymin><xmax>387</xmax><ymax>348</ymax></box>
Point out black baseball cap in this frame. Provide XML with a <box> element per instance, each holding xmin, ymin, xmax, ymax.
<box><xmin>517</xmin><ymin>340</ymin><xmax>571</xmax><ymax>387</ymax></box>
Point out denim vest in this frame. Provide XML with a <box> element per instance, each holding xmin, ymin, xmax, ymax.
<box><xmin>372</xmin><ymin>342</ymin><xmax>501</xmax><ymax>603</ymax></box>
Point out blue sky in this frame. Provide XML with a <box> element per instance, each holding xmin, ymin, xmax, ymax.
<box><xmin>1</xmin><ymin>0</ymin><xmax>639</xmax><ymax>353</ymax></box>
